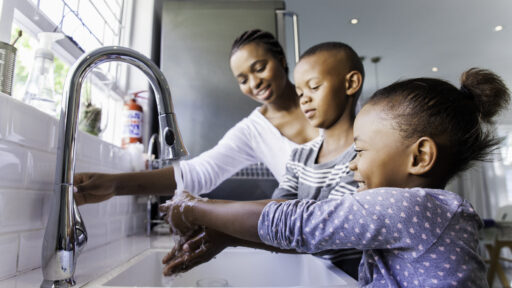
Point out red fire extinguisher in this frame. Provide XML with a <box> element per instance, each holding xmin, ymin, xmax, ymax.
<box><xmin>122</xmin><ymin>91</ymin><xmax>145</xmax><ymax>148</ymax></box>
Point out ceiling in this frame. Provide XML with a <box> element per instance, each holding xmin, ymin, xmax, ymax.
<box><xmin>283</xmin><ymin>0</ymin><xmax>512</xmax><ymax>123</ymax></box>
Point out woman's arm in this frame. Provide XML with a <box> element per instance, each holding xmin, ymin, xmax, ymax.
<box><xmin>74</xmin><ymin>116</ymin><xmax>258</xmax><ymax>205</ymax></box>
<box><xmin>74</xmin><ymin>166</ymin><xmax>176</xmax><ymax>205</ymax></box>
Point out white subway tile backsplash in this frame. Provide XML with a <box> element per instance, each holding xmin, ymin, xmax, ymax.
<box><xmin>123</xmin><ymin>217</ymin><xmax>133</xmax><ymax>236</ymax></box>
<box><xmin>107</xmin><ymin>198</ymin><xmax>119</xmax><ymax>217</ymax></box>
<box><xmin>0</xmin><ymin>189</ymin><xmax>47</xmax><ymax>233</ymax></box>
<box><xmin>100</xmin><ymin>143</ymin><xmax>115</xmax><ymax>165</ymax></box>
<box><xmin>0</xmin><ymin>234</ymin><xmax>19</xmax><ymax>279</ymax></box>
<box><xmin>116</xmin><ymin>149</ymin><xmax>132</xmax><ymax>171</ymax></box>
<box><xmin>18</xmin><ymin>229</ymin><xmax>44</xmax><ymax>272</ymax></box>
<box><xmin>76</xmin><ymin>132</ymin><xmax>103</xmax><ymax>163</ymax></box>
<box><xmin>0</xmin><ymin>141</ymin><xmax>27</xmax><ymax>188</ymax></box>
<box><xmin>26</xmin><ymin>149</ymin><xmax>56</xmax><ymax>192</ymax></box>
<box><xmin>0</xmin><ymin>95</ymin><xmax>9</xmax><ymax>139</ymax></box>
<box><xmin>6</xmin><ymin>99</ymin><xmax>55</xmax><ymax>151</ymax></box>
<box><xmin>79</xmin><ymin>203</ymin><xmax>101</xmax><ymax>223</ymax></box>
<box><xmin>83</xmin><ymin>220</ymin><xmax>108</xmax><ymax>251</ymax></box>
<box><xmin>0</xmin><ymin>95</ymin><xmax>143</xmax><ymax>276</ymax></box>
<box><xmin>49</xmin><ymin>120</ymin><xmax>58</xmax><ymax>153</ymax></box>
<box><xmin>98</xmin><ymin>201</ymin><xmax>110</xmax><ymax>218</ymax></box>
<box><xmin>117</xmin><ymin>197</ymin><xmax>131</xmax><ymax>215</ymax></box>
<box><xmin>133</xmin><ymin>212</ymin><xmax>146</xmax><ymax>234</ymax></box>
<box><xmin>107</xmin><ymin>218</ymin><xmax>124</xmax><ymax>242</ymax></box>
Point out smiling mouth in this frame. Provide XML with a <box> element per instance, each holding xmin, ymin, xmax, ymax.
<box><xmin>255</xmin><ymin>86</ymin><xmax>271</xmax><ymax>100</ymax></box>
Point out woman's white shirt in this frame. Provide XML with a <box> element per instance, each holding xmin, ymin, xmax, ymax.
<box><xmin>179</xmin><ymin>107</ymin><xmax>301</xmax><ymax>195</ymax></box>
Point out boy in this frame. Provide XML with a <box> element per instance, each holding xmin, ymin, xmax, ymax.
<box><xmin>274</xmin><ymin>42</ymin><xmax>363</xmax><ymax>200</ymax></box>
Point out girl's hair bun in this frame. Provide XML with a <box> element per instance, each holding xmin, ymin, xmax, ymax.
<box><xmin>460</xmin><ymin>68</ymin><xmax>510</xmax><ymax>123</ymax></box>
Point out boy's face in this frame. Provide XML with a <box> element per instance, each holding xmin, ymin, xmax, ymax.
<box><xmin>349</xmin><ymin>103</ymin><xmax>412</xmax><ymax>191</ymax></box>
<box><xmin>230</xmin><ymin>43</ymin><xmax>288</xmax><ymax>105</ymax></box>
<box><xmin>294</xmin><ymin>51</ymin><xmax>351</xmax><ymax>129</ymax></box>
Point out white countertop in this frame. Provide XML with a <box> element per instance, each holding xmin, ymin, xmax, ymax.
<box><xmin>0</xmin><ymin>235</ymin><xmax>172</xmax><ymax>288</ymax></box>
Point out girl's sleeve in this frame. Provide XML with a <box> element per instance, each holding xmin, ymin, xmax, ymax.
<box><xmin>179</xmin><ymin>119</ymin><xmax>259</xmax><ymax>195</ymax></box>
<box><xmin>258</xmin><ymin>188</ymin><xmax>453</xmax><ymax>255</ymax></box>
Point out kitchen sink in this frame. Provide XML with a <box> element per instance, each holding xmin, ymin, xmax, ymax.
<box><xmin>82</xmin><ymin>247</ymin><xmax>358</xmax><ymax>287</ymax></box>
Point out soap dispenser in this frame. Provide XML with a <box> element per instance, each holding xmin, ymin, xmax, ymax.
<box><xmin>23</xmin><ymin>32</ymin><xmax>64</xmax><ymax>116</ymax></box>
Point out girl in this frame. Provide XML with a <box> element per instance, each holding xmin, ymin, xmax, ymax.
<box><xmin>73</xmin><ymin>29</ymin><xmax>318</xmax><ymax>204</ymax></box>
<box><xmin>163</xmin><ymin>68</ymin><xmax>509</xmax><ymax>287</ymax></box>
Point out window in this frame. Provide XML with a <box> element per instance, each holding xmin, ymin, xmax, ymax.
<box><xmin>5</xmin><ymin>0</ymin><xmax>131</xmax><ymax>146</ymax></box>
<box><xmin>29</xmin><ymin>0</ymin><xmax>125</xmax><ymax>51</ymax></box>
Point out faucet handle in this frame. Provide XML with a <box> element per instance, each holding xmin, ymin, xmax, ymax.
<box><xmin>158</xmin><ymin>113</ymin><xmax>188</xmax><ymax>162</ymax></box>
<box><xmin>73</xmin><ymin>200</ymin><xmax>88</xmax><ymax>254</ymax></box>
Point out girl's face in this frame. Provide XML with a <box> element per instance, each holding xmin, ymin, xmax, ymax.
<box><xmin>293</xmin><ymin>52</ymin><xmax>350</xmax><ymax>129</ymax></box>
<box><xmin>230</xmin><ymin>43</ymin><xmax>288</xmax><ymax>105</ymax></box>
<box><xmin>349</xmin><ymin>103</ymin><xmax>412</xmax><ymax>191</ymax></box>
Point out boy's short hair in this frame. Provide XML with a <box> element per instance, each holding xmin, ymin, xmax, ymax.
<box><xmin>300</xmin><ymin>42</ymin><xmax>365</xmax><ymax>99</ymax></box>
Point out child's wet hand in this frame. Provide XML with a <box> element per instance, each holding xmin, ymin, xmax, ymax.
<box><xmin>162</xmin><ymin>227</ymin><xmax>230</xmax><ymax>276</ymax></box>
<box><xmin>159</xmin><ymin>191</ymin><xmax>200</xmax><ymax>236</ymax></box>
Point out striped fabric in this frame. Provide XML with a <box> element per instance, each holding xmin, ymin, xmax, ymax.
<box><xmin>271</xmin><ymin>136</ymin><xmax>362</xmax><ymax>265</ymax></box>
<box><xmin>272</xmin><ymin>137</ymin><xmax>358</xmax><ymax>200</ymax></box>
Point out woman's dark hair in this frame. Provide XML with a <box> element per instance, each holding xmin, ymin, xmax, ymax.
<box><xmin>231</xmin><ymin>29</ymin><xmax>288</xmax><ymax>74</ymax></box>
<box><xmin>368</xmin><ymin>68</ymin><xmax>510</xmax><ymax>181</ymax></box>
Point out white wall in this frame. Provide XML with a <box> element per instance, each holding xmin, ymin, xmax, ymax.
<box><xmin>0</xmin><ymin>93</ymin><xmax>146</xmax><ymax>280</ymax></box>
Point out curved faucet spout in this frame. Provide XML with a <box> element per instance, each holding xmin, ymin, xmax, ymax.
<box><xmin>41</xmin><ymin>46</ymin><xmax>188</xmax><ymax>287</ymax></box>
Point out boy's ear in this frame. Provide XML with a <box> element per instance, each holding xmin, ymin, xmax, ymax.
<box><xmin>345</xmin><ymin>71</ymin><xmax>363</xmax><ymax>96</ymax></box>
<box><xmin>408</xmin><ymin>137</ymin><xmax>437</xmax><ymax>175</ymax></box>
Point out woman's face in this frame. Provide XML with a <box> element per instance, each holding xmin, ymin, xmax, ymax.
<box><xmin>349</xmin><ymin>103</ymin><xmax>412</xmax><ymax>192</ymax></box>
<box><xmin>230</xmin><ymin>43</ymin><xmax>288</xmax><ymax>104</ymax></box>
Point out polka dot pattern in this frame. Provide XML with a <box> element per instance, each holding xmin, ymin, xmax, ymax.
<box><xmin>258</xmin><ymin>187</ymin><xmax>487</xmax><ymax>287</ymax></box>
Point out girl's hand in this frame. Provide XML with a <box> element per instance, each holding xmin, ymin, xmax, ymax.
<box><xmin>159</xmin><ymin>191</ymin><xmax>202</xmax><ymax>236</ymax></box>
<box><xmin>162</xmin><ymin>227</ymin><xmax>233</xmax><ymax>276</ymax></box>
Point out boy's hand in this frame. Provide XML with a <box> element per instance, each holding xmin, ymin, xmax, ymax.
<box><xmin>159</xmin><ymin>191</ymin><xmax>201</xmax><ymax>236</ymax></box>
<box><xmin>73</xmin><ymin>173</ymin><xmax>115</xmax><ymax>205</ymax></box>
<box><xmin>162</xmin><ymin>227</ymin><xmax>232</xmax><ymax>276</ymax></box>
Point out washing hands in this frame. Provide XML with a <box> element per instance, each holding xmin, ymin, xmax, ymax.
<box><xmin>159</xmin><ymin>191</ymin><xmax>202</xmax><ymax>237</ymax></box>
<box><xmin>161</xmin><ymin>227</ymin><xmax>232</xmax><ymax>276</ymax></box>
<box><xmin>159</xmin><ymin>191</ymin><xmax>235</xmax><ymax>276</ymax></box>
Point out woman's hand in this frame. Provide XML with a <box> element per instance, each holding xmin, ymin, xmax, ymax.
<box><xmin>73</xmin><ymin>173</ymin><xmax>116</xmax><ymax>205</ymax></box>
<box><xmin>162</xmin><ymin>227</ymin><xmax>234</xmax><ymax>276</ymax></box>
<box><xmin>159</xmin><ymin>191</ymin><xmax>203</xmax><ymax>236</ymax></box>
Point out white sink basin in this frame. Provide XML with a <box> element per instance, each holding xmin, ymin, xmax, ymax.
<box><xmin>83</xmin><ymin>247</ymin><xmax>358</xmax><ymax>287</ymax></box>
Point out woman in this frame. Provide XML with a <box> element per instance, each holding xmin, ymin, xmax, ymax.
<box><xmin>74</xmin><ymin>29</ymin><xmax>318</xmax><ymax>205</ymax></box>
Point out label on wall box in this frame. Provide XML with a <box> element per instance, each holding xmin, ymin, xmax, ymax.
<box><xmin>123</xmin><ymin>110</ymin><xmax>143</xmax><ymax>138</ymax></box>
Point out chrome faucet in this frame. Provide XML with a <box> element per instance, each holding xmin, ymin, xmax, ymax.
<box><xmin>41</xmin><ymin>46</ymin><xmax>188</xmax><ymax>287</ymax></box>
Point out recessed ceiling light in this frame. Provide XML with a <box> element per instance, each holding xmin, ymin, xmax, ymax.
<box><xmin>350</xmin><ymin>18</ymin><xmax>358</xmax><ymax>24</ymax></box>
<box><xmin>432</xmin><ymin>67</ymin><xmax>438</xmax><ymax>72</ymax></box>
<box><xmin>495</xmin><ymin>25</ymin><xmax>504</xmax><ymax>32</ymax></box>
